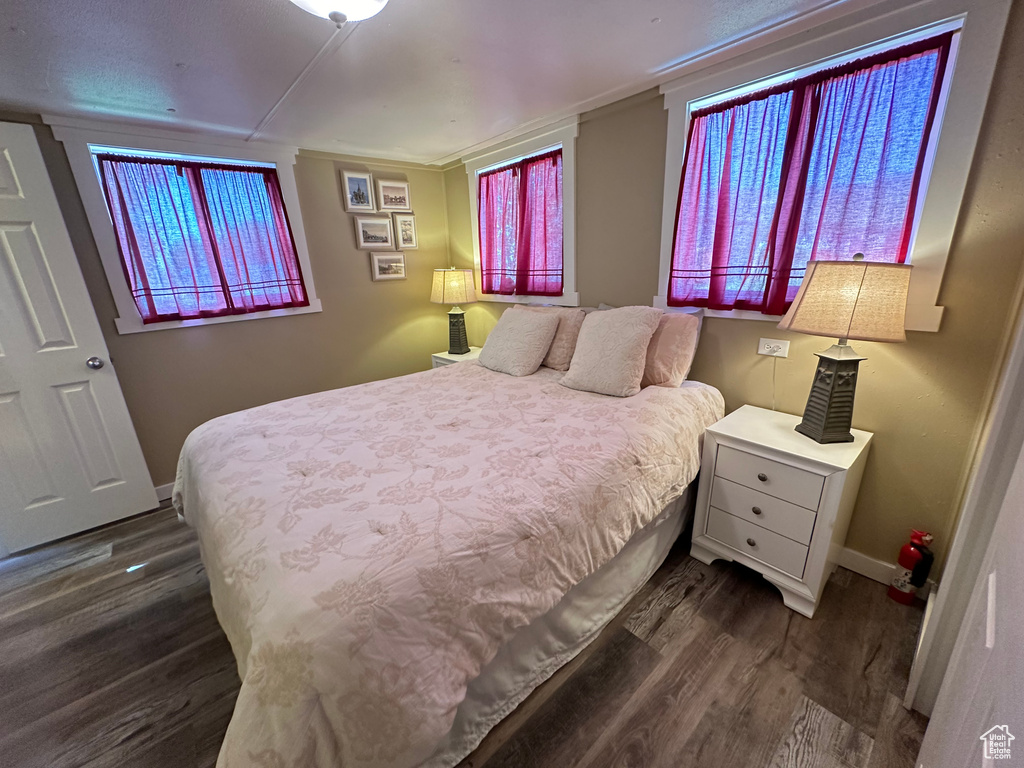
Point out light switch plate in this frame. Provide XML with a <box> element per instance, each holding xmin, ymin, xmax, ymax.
<box><xmin>758</xmin><ymin>338</ymin><xmax>790</xmax><ymax>357</ymax></box>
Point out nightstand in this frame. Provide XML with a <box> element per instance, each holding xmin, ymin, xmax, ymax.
<box><xmin>431</xmin><ymin>347</ymin><xmax>482</xmax><ymax>368</ymax></box>
<box><xmin>691</xmin><ymin>405</ymin><xmax>872</xmax><ymax>618</ymax></box>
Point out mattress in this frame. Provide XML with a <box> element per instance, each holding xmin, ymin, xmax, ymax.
<box><xmin>173</xmin><ymin>362</ymin><xmax>724</xmax><ymax>768</ymax></box>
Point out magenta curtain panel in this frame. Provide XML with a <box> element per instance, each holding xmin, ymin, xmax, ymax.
<box><xmin>478</xmin><ymin>149</ymin><xmax>563</xmax><ymax>296</ymax></box>
<box><xmin>97</xmin><ymin>155</ymin><xmax>308</xmax><ymax>323</ymax></box>
<box><xmin>478</xmin><ymin>164</ymin><xmax>519</xmax><ymax>295</ymax></box>
<box><xmin>668</xmin><ymin>33</ymin><xmax>953</xmax><ymax>314</ymax></box>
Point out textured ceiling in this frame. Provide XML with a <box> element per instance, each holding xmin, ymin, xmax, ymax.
<box><xmin>2</xmin><ymin>0</ymin><xmax>852</xmax><ymax>164</ymax></box>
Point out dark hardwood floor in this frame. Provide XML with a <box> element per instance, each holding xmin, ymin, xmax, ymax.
<box><xmin>0</xmin><ymin>507</ymin><xmax>928</xmax><ymax>768</ymax></box>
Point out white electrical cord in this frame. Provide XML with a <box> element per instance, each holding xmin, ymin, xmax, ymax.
<box><xmin>772</xmin><ymin>356</ymin><xmax>778</xmax><ymax>411</ymax></box>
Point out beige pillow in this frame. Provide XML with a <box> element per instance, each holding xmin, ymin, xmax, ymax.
<box><xmin>479</xmin><ymin>309</ymin><xmax>560</xmax><ymax>377</ymax></box>
<box><xmin>642</xmin><ymin>312</ymin><xmax>702</xmax><ymax>388</ymax></box>
<box><xmin>560</xmin><ymin>306</ymin><xmax>663</xmax><ymax>397</ymax></box>
<box><xmin>510</xmin><ymin>306</ymin><xmax>586</xmax><ymax>371</ymax></box>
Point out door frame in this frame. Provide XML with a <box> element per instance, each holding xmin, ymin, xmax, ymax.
<box><xmin>905</xmin><ymin>274</ymin><xmax>1024</xmax><ymax>714</ymax></box>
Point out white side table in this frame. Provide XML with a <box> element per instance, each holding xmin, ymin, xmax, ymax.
<box><xmin>691</xmin><ymin>404</ymin><xmax>872</xmax><ymax>618</ymax></box>
<box><xmin>431</xmin><ymin>347</ymin><xmax>482</xmax><ymax>368</ymax></box>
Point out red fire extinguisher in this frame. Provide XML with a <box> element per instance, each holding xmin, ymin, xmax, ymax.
<box><xmin>888</xmin><ymin>530</ymin><xmax>935</xmax><ymax>604</ymax></box>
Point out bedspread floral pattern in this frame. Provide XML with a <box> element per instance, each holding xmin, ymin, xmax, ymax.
<box><xmin>174</xmin><ymin>363</ymin><xmax>724</xmax><ymax>768</ymax></box>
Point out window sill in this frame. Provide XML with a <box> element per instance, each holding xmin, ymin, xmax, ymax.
<box><xmin>654</xmin><ymin>295</ymin><xmax>783</xmax><ymax>322</ymax></box>
<box><xmin>654</xmin><ymin>295</ymin><xmax>941</xmax><ymax>331</ymax></box>
<box><xmin>476</xmin><ymin>292</ymin><xmax>581</xmax><ymax>308</ymax></box>
<box><xmin>113</xmin><ymin>299</ymin><xmax>323</xmax><ymax>335</ymax></box>
<box><xmin>702</xmin><ymin>308</ymin><xmax>785</xmax><ymax>323</ymax></box>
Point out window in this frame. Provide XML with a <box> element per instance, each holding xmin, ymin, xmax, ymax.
<box><xmin>667</xmin><ymin>32</ymin><xmax>953</xmax><ymax>316</ymax></box>
<box><xmin>464</xmin><ymin>118</ymin><xmax>579</xmax><ymax>307</ymax></box>
<box><xmin>478</xmin><ymin>148</ymin><xmax>563</xmax><ymax>297</ymax></box>
<box><xmin>96</xmin><ymin>154</ymin><xmax>309</xmax><ymax>324</ymax></box>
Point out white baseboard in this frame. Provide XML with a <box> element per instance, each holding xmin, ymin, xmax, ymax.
<box><xmin>839</xmin><ymin>547</ymin><xmax>895</xmax><ymax>585</ymax></box>
<box><xmin>838</xmin><ymin>547</ymin><xmax>935</xmax><ymax>599</ymax></box>
<box><xmin>155</xmin><ymin>482</ymin><xmax>174</xmax><ymax>502</ymax></box>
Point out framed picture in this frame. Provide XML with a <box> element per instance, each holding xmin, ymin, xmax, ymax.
<box><xmin>342</xmin><ymin>171</ymin><xmax>375</xmax><ymax>212</ymax></box>
<box><xmin>354</xmin><ymin>216</ymin><xmax>394</xmax><ymax>250</ymax></box>
<box><xmin>393</xmin><ymin>213</ymin><xmax>418</xmax><ymax>249</ymax></box>
<box><xmin>371</xmin><ymin>252</ymin><xmax>406</xmax><ymax>281</ymax></box>
<box><xmin>376</xmin><ymin>179</ymin><xmax>411</xmax><ymax>212</ymax></box>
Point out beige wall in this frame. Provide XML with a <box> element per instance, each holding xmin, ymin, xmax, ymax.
<box><xmin>444</xmin><ymin>4</ymin><xmax>1024</xmax><ymax>570</ymax></box>
<box><xmin>1</xmin><ymin>114</ymin><xmax>450</xmax><ymax>486</ymax></box>
<box><xmin>443</xmin><ymin>91</ymin><xmax>672</xmax><ymax>341</ymax></box>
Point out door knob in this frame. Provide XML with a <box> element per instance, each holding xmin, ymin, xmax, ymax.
<box><xmin>86</xmin><ymin>356</ymin><xmax>105</xmax><ymax>370</ymax></box>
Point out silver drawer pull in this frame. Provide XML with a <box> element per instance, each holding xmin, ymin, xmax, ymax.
<box><xmin>746</xmin><ymin>537</ymin><xmax>757</xmax><ymax>547</ymax></box>
<box><xmin>757</xmin><ymin>472</ymin><xmax>768</xmax><ymax>482</ymax></box>
<box><xmin>751</xmin><ymin>506</ymin><xmax>762</xmax><ymax>515</ymax></box>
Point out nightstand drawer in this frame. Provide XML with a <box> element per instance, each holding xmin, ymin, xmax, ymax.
<box><xmin>706</xmin><ymin>507</ymin><xmax>809</xmax><ymax>578</ymax></box>
<box><xmin>714</xmin><ymin>445</ymin><xmax>824</xmax><ymax>510</ymax></box>
<box><xmin>710</xmin><ymin>477</ymin><xmax>816</xmax><ymax>544</ymax></box>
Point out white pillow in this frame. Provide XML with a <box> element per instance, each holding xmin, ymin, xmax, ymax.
<box><xmin>509</xmin><ymin>306</ymin><xmax>586</xmax><ymax>371</ymax></box>
<box><xmin>560</xmin><ymin>306</ymin><xmax>663</xmax><ymax>397</ymax></box>
<box><xmin>478</xmin><ymin>309</ymin><xmax>560</xmax><ymax>377</ymax></box>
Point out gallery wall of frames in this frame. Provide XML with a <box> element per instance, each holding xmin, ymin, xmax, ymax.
<box><xmin>341</xmin><ymin>170</ymin><xmax>417</xmax><ymax>281</ymax></box>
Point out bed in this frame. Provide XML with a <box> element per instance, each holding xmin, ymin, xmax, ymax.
<box><xmin>173</xmin><ymin>360</ymin><xmax>723</xmax><ymax>768</ymax></box>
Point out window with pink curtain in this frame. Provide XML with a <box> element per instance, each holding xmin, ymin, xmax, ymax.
<box><xmin>97</xmin><ymin>154</ymin><xmax>308</xmax><ymax>323</ymax></box>
<box><xmin>668</xmin><ymin>32</ymin><xmax>953</xmax><ymax>314</ymax></box>
<box><xmin>478</xmin><ymin>148</ymin><xmax>563</xmax><ymax>296</ymax></box>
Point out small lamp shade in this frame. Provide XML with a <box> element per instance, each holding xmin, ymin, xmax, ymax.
<box><xmin>430</xmin><ymin>269</ymin><xmax>476</xmax><ymax>306</ymax></box>
<box><xmin>777</xmin><ymin>260</ymin><xmax>912</xmax><ymax>342</ymax></box>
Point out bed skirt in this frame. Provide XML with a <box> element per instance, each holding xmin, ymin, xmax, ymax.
<box><xmin>424</xmin><ymin>483</ymin><xmax>695</xmax><ymax>766</ymax></box>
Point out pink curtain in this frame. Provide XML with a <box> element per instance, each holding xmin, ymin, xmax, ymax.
<box><xmin>478</xmin><ymin>165</ymin><xmax>519</xmax><ymax>294</ymax></box>
<box><xmin>668</xmin><ymin>32</ymin><xmax>953</xmax><ymax>313</ymax></box>
<box><xmin>98</xmin><ymin>156</ymin><xmax>308</xmax><ymax>323</ymax></box>
<box><xmin>479</xmin><ymin>149</ymin><xmax>563</xmax><ymax>296</ymax></box>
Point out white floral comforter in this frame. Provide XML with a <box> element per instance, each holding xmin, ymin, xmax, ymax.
<box><xmin>173</xmin><ymin>362</ymin><xmax>724</xmax><ymax>768</ymax></box>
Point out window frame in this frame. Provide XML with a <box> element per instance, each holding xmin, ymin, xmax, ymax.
<box><xmin>464</xmin><ymin>118</ymin><xmax>579</xmax><ymax>307</ymax></box>
<box><xmin>47</xmin><ymin>118</ymin><xmax>323</xmax><ymax>334</ymax></box>
<box><xmin>654</xmin><ymin>0</ymin><xmax>1011</xmax><ymax>332</ymax></box>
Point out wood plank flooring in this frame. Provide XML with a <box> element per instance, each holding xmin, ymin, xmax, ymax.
<box><xmin>0</xmin><ymin>507</ymin><xmax>928</xmax><ymax>768</ymax></box>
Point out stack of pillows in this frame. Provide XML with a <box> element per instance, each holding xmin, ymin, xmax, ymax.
<box><xmin>476</xmin><ymin>304</ymin><xmax>702</xmax><ymax>397</ymax></box>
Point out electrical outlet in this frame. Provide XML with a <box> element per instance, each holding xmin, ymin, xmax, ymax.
<box><xmin>758</xmin><ymin>338</ymin><xmax>790</xmax><ymax>358</ymax></box>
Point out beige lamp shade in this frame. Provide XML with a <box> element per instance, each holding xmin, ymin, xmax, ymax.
<box><xmin>430</xmin><ymin>268</ymin><xmax>477</xmax><ymax>305</ymax></box>
<box><xmin>778</xmin><ymin>260</ymin><xmax>912</xmax><ymax>342</ymax></box>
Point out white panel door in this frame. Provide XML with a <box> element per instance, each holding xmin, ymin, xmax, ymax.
<box><xmin>917</xmin><ymin>435</ymin><xmax>1024</xmax><ymax>767</ymax></box>
<box><xmin>0</xmin><ymin>122</ymin><xmax>156</xmax><ymax>556</ymax></box>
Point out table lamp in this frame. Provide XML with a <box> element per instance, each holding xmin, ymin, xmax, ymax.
<box><xmin>777</xmin><ymin>254</ymin><xmax>912</xmax><ymax>444</ymax></box>
<box><xmin>431</xmin><ymin>268</ymin><xmax>477</xmax><ymax>355</ymax></box>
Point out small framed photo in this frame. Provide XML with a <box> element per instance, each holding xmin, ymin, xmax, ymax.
<box><xmin>393</xmin><ymin>213</ymin><xmax>418</xmax><ymax>249</ymax></box>
<box><xmin>342</xmin><ymin>171</ymin><xmax>375</xmax><ymax>212</ymax></box>
<box><xmin>371</xmin><ymin>252</ymin><xmax>406</xmax><ymax>281</ymax></box>
<box><xmin>354</xmin><ymin>216</ymin><xmax>394</xmax><ymax>250</ymax></box>
<box><xmin>376</xmin><ymin>179</ymin><xmax>411</xmax><ymax>211</ymax></box>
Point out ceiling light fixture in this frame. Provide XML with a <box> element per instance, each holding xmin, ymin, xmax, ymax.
<box><xmin>288</xmin><ymin>0</ymin><xmax>389</xmax><ymax>26</ymax></box>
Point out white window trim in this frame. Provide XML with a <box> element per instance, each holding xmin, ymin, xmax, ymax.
<box><xmin>462</xmin><ymin>117</ymin><xmax>579</xmax><ymax>307</ymax></box>
<box><xmin>45</xmin><ymin>116</ymin><xmax>323</xmax><ymax>335</ymax></box>
<box><xmin>653</xmin><ymin>0</ymin><xmax>1011</xmax><ymax>332</ymax></box>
